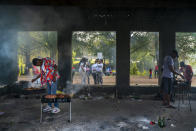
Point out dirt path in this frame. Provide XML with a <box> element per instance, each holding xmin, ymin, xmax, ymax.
<box><xmin>18</xmin><ymin>75</ymin><xmax>196</xmax><ymax>86</ymax></box>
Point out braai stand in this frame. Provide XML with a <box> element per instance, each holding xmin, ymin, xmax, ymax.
<box><xmin>40</xmin><ymin>96</ymin><xmax>72</xmax><ymax>123</ymax></box>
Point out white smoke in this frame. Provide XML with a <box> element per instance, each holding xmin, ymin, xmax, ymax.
<box><xmin>0</xmin><ymin>40</ymin><xmax>16</xmax><ymax>61</ymax></box>
<box><xmin>63</xmin><ymin>81</ymin><xmax>85</xmax><ymax>95</ymax></box>
<box><xmin>0</xmin><ymin>6</ymin><xmax>84</xmax><ymax>85</ymax></box>
<box><xmin>0</xmin><ymin>30</ymin><xmax>18</xmax><ymax>84</ymax></box>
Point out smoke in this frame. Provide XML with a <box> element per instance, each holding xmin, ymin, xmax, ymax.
<box><xmin>18</xmin><ymin>6</ymin><xmax>83</xmax><ymax>30</ymax></box>
<box><xmin>0</xmin><ymin>5</ymin><xmax>84</xmax><ymax>85</ymax></box>
<box><xmin>0</xmin><ymin>37</ymin><xmax>16</xmax><ymax>61</ymax></box>
<box><xmin>63</xmin><ymin>81</ymin><xmax>85</xmax><ymax>95</ymax></box>
<box><xmin>0</xmin><ymin>31</ymin><xmax>18</xmax><ymax>85</ymax></box>
<box><xmin>0</xmin><ymin>6</ymin><xmax>84</xmax><ymax>30</ymax></box>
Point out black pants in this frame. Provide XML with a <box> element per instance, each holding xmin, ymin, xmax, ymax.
<box><xmin>161</xmin><ymin>77</ymin><xmax>173</xmax><ymax>95</ymax></box>
<box><xmin>97</xmin><ymin>72</ymin><xmax>103</xmax><ymax>84</ymax></box>
<box><xmin>86</xmin><ymin>71</ymin><xmax>91</xmax><ymax>84</ymax></box>
<box><xmin>92</xmin><ymin>73</ymin><xmax>97</xmax><ymax>84</ymax></box>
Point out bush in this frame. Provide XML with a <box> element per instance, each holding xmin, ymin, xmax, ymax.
<box><xmin>130</xmin><ymin>63</ymin><xmax>139</xmax><ymax>75</ymax></box>
<box><xmin>139</xmin><ymin>70</ymin><xmax>148</xmax><ymax>76</ymax></box>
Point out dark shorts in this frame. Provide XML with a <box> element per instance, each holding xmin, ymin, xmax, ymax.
<box><xmin>161</xmin><ymin>77</ymin><xmax>173</xmax><ymax>94</ymax></box>
<box><xmin>186</xmin><ymin>81</ymin><xmax>192</xmax><ymax>88</ymax></box>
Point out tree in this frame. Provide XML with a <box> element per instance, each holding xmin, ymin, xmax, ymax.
<box><xmin>176</xmin><ymin>33</ymin><xmax>196</xmax><ymax>61</ymax></box>
<box><xmin>28</xmin><ymin>31</ymin><xmax>57</xmax><ymax>60</ymax></box>
<box><xmin>72</xmin><ymin>31</ymin><xmax>116</xmax><ymax>67</ymax></box>
<box><xmin>17</xmin><ymin>31</ymin><xmax>57</xmax><ymax>75</ymax></box>
<box><xmin>130</xmin><ymin>32</ymin><xmax>158</xmax><ymax>73</ymax></box>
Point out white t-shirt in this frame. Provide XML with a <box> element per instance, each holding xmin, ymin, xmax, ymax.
<box><xmin>79</xmin><ymin>62</ymin><xmax>86</xmax><ymax>72</ymax></box>
<box><xmin>174</xmin><ymin>57</ymin><xmax>179</xmax><ymax>72</ymax></box>
<box><xmin>96</xmin><ymin>63</ymin><xmax>103</xmax><ymax>72</ymax></box>
<box><xmin>91</xmin><ymin>63</ymin><xmax>97</xmax><ymax>73</ymax></box>
<box><xmin>162</xmin><ymin>56</ymin><xmax>174</xmax><ymax>78</ymax></box>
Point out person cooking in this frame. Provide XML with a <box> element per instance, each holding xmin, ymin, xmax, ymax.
<box><xmin>32</xmin><ymin>57</ymin><xmax>60</xmax><ymax>113</ymax></box>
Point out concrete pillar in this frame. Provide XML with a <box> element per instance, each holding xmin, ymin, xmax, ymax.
<box><xmin>116</xmin><ymin>28</ymin><xmax>130</xmax><ymax>97</ymax></box>
<box><xmin>0</xmin><ymin>30</ymin><xmax>18</xmax><ymax>85</ymax></box>
<box><xmin>57</xmin><ymin>29</ymin><xmax>72</xmax><ymax>90</ymax></box>
<box><xmin>158</xmin><ymin>30</ymin><xmax>176</xmax><ymax>85</ymax></box>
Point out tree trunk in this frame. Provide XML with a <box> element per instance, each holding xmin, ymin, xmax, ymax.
<box><xmin>155</xmin><ymin>32</ymin><xmax>159</xmax><ymax>65</ymax></box>
<box><xmin>103</xmin><ymin>57</ymin><xmax>106</xmax><ymax>74</ymax></box>
<box><xmin>50</xmin><ymin>49</ymin><xmax>56</xmax><ymax>60</ymax></box>
<box><xmin>25</xmin><ymin>50</ymin><xmax>30</xmax><ymax>74</ymax></box>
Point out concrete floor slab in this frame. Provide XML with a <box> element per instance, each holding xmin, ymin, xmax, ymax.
<box><xmin>0</xmin><ymin>96</ymin><xmax>196</xmax><ymax>131</ymax></box>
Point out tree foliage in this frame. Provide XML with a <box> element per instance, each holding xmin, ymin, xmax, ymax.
<box><xmin>17</xmin><ymin>31</ymin><xmax>196</xmax><ymax>76</ymax></box>
<box><xmin>130</xmin><ymin>32</ymin><xmax>159</xmax><ymax>74</ymax></box>
<box><xmin>72</xmin><ymin>31</ymin><xmax>116</xmax><ymax>66</ymax></box>
<box><xmin>176</xmin><ymin>33</ymin><xmax>196</xmax><ymax>60</ymax></box>
<box><xmin>17</xmin><ymin>31</ymin><xmax>57</xmax><ymax>75</ymax></box>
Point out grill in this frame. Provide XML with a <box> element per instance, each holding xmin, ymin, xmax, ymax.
<box><xmin>41</xmin><ymin>96</ymin><xmax>71</xmax><ymax>103</ymax></box>
<box><xmin>23</xmin><ymin>88</ymin><xmax>46</xmax><ymax>95</ymax></box>
<box><xmin>174</xmin><ymin>79</ymin><xmax>192</xmax><ymax>112</ymax></box>
<box><xmin>40</xmin><ymin>95</ymin><xmax>72</xmax><ymax>123</ymax></box>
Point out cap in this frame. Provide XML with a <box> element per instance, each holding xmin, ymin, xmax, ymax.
<box><xmin>180</xmin><ymin>61</ymin><xmax>185</xmax><ymax>67</ymax></box>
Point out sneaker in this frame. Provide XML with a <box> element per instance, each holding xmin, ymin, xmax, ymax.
<box><xmin>43</xmin><ymin>105</ymin><xmax>52</xmax><ymax>112</ymax></box>
<box><xmin>51</xmin><ymin>107</ymin><xmax>60</xmax><ymax>114</ymax></box>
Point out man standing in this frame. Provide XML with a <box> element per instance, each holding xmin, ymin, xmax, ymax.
<box><xmin>71</xmin><ymin>66</ymin><xmax>76</xmax><ymax>83</ymax></box>
<box><xmin>154</xmin><ymin>65</ymin><xmax>158</xmax><ymax>78</ymax></box>
<box><xmin>32</xmin><ymin>57</ymin><xmax>60</xmax><ymax>113</ymax></box>
<box><xmin>149</xmin><ymin>68</ymin><xmax>152</xmax><ymax>79</ymax></box>
<box><xmin>97</xmin><ymin>59</ymin><xmax>103</xmax><ymax>85</ymax></box>
<box><xmin>79</xmin><ymin>58</ymin><xmax>87</xmax><ymax>85</ymax></box>
<box><xmin>180</xmin><ymin>61</ymin><xmax>193</xmax><ymax>87</ymax></box>
<box><xmin>86</xmin><ymin>61</ymin><xmax>91</xmax><ymax>84</ymax></box>
<box><xmin>161</xmin><ymin>49</ymin><xmax>184</xmax><ymax>108</ymax></box>
<box><xmin>91</xmin><ymin>59</ymin><xmax>98</xmax><ymax>84</ymax></box>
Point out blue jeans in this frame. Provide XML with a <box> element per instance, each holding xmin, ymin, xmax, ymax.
<box><xmin>149</xmin><ymin>74</ymin><xmax>152</xmax><ymax>79</ymax></box>
<box><xmin>47</xmin><ymin>81</ymin><xmax>59</xmax><ymax>107</ymax></box>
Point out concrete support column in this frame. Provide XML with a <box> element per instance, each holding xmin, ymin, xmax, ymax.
<box><xmin>57</xmin><ymin>29</ymin><xmax>72</xmax><ymax>90</ymax></box>
<box><xmin>116</xmin><ymin>28</ymin><xmax>130</xmax><ymax>97</ymax></box>
<box><xmin>0</xmin><ymin>30</ymin><xmax>18</xmax><ymax>85</ymax></box>
<box><xmin>158</xmin><ymin>30</ymin><xmax>176</xmax><ymax>85</ymax></box>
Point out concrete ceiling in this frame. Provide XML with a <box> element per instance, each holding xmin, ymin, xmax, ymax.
<box><xmin>0</xmin><ymin>0</ymin><xmax>195</xmax><ymax>8</ymax></box>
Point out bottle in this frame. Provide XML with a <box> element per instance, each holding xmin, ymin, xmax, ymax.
<box><xmin>162</xmin><ymin>117</ymin><xmax>165</xmax><ymax>127</ymax></box>
<box><xmin>160</xmin><ymin>119</ymin><xmax>164</xmax><ymax>128</ymax></box>
<box><xmin>160</xmin><ymin>117</ymin><xmax>165</xmax><ymax>128</ymax></box>
<box><xmin>158</xmin><ymin>116</ymin><xmax>161</xmax><ymax>127</ymax></box>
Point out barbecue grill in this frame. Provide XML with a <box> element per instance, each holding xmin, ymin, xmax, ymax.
<box><xmin>40</xmin><ymin>95</ymin><xmax>72</xmax><ymax>123</ymax></box>
<box><xmin>23</xmin><ymin>88</ymin><xmax>46</xmax><ymax>95</ymax></box>
<box><xmin>174</xmin><ymin>78</ymin><xmax>192</xmax><ymax>112</ymax></box>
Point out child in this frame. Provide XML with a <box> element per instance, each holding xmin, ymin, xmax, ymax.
<box><xmin>149</xmin><ymin>68</ymin><xmax>152</xmax><ymax>79</ymax></box>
